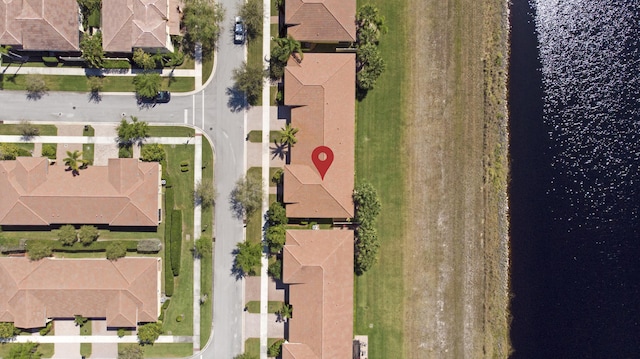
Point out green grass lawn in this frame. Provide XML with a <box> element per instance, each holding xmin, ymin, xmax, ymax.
<box><xmin>11</xmin><ymin>142</ymin><xmax>34</xmax><ymax>152</ymax></box>
<box><xmin>202</xmin><ymin>53</ymin><xmax>214</xmax><ymax>85</ymax></box>
<box><xmin>244</xmin><ymin>338</ymin><xmax>282</xmax><ymax>358</ymax></box>
<box><xmin>0</xmin><ymin>343</ymin><xmax>54</xmax><ymax>358</ymax></box>
<box><xmin>0</xmin><ymin>74</ymin><xmax>194</xmax><ymax>92</ymax></box>
<box><xmin>200</xmin><ymin>137</ymin><xmax>214</xmax><ymax>348</ymax></box>
<box><xmin>80</xmin><ymin>321</ymin><xmax>92</xmax><ymax>358</ymax></box>
<box><xmin>161</xmin><ymin>144</ymin><xmax>195</xmax><ymax>336</ymax></box>
<box><xmin>82</xmin><ymin>144</ymin><xmax>94</xmax><ymax>165</ymax></box>
<box><xmin>352</xmin><ymin>0</ymin><xmax>408</xmax><ymax>358</ymax></box>
<box><xmin>148</xmin><ymin>126</ymin><xmax>195</xmax><ymax>137</ymax></box>
<box><xmin>247</xmin><ymin>130</ymin><xmax>282</xmax><ymax>143</ymax></box>
<box><xmin>83</xmin><ymin>125</ymin><xmax>95</xmax><ymax>137</ymax></box>
<box><xmin>0</xmin><ymin>124</ymin><xmax>57</xmax><ymax>136</ymax></box>
<box><xmin>245</xmin><ymin>301</ymin><xmax>283</xmax><ymax>314</ymax></box>
<box><xmin>247</xmin><ymin>167</ymin><xmax>282</xmax><ymax>187</ymax></box>
<box><xmin>117</xmin><ymin>343</ymin><xmax>192</xmax><ymax>358</ymax></box>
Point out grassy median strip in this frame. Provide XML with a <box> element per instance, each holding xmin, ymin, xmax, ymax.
<box><xmin>353</xmin><ymin>0</ymin><xmax>407</xmax><ymax>358</ymax></box>
<box><xmin>200</xmin><ymin>136</ymin><xmax>214</xmax><ymax>348</ymax></box>
<box><xmin>148</xmin><ymin>126</ymin><xmax>196</xmax><ymax>138</ymax></box>
<box><xmin>0</xmin><ymin>74</ymin><xmax>194</xmax><ymax>92</ymax></box>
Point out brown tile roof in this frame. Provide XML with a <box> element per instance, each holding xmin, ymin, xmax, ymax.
<box><xmin>283</xmin><ymin>53</ymin><xmax>355</xmax><ymax>219</ymax></box>
<box><xmin>0</xmin><ymin>0</ymin><xmax>21</xmax><ymax>46</ymax></box>
<box><xmin>282</xmin><ymin>230</ymin><xmax>354</xmax><ymax>359</ymax></box>
<box><xmin>284</xmin><ymin>0</ymin><xmax>355</xmax><ymax>43</ymax></box>
<box><xmin>102</xmin><ymin>0</ymin><xmax>174</xmax><ymax>52</ymax></box>
<box><xmin>0</xmin><ymin>0</ymin><xmax>79</xmax><ymax>51</ymax></box>
<box><xmin>0</xmin><ymin>257</ymin><xmax>160</xmax><ymax>329</ymax></box>
<box><xmin>0</xmin><ymin>157</ymin><xmax>160</xmax><ymax>227</ymax></box>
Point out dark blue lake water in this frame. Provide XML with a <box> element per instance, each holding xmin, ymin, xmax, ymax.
<box><xmin>509</xmin><ymin>0</ymin><xmax>640</xmax><ymax>357</ymax></box>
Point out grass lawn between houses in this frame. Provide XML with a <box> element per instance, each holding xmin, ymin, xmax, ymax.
<box><xmin>245</xmin><ymin>338</ymin><xmax>282</xmax><ymax>358</ymax></box>
<box><xmin>117</xmin><ymin>343</ymin><xmax>193</xmax><ymax>358</ymax></box>
<box><xmin>245</xmin><ymin>301</ymin><xmax>283</xmax><ymax>314</ymax></box>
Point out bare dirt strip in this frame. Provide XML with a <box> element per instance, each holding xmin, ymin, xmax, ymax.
<box><xmin>403</xmin><ymin>0</ymin><xmax>511</xmax><ymax>357</ymax></box>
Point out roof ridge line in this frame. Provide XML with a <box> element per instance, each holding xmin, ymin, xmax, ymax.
<box><xmin>320</xmin><ymin>2</ymin><xmax>352</xmax><ymax>41</ymax></box>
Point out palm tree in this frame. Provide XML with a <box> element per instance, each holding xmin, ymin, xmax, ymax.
<box><xmin>280</xmin><ymin>123</ymin><xmax>299</xmax><ymax>148</ymax></box>
<box><xmin>273</xmin><ymin>36</ymin><xmax>303</xmax><ymax>63</ymax></box>
<box><xmin>63</xmin><ymin>150</ymin><xmax>88</xmax><ymax>176</ymax></box>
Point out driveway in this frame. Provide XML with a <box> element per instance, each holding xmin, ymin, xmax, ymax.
<box><xmin>52</xmin><ymin>320</ymin><xmax>81</xmax><ymax>359</ymax></box>
<box><xmin>90</xmin><ymin>320</ymin><xmax>117</xmax><ymax>359</ymax></box>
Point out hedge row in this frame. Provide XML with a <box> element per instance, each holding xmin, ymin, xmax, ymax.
<box><xmin>164</xmin><ymin>188</ymin><xmax>175</xmax><ymax>297</ymax></box>
<box><xmin>170</xmin><ymin>210</ymin><xmax>182</xmax><ymax>276</ymax></box>
<box><xmin>28</xmin><ymin>239</ymin><xmax>138</xmax><ymax>253</ymax></box>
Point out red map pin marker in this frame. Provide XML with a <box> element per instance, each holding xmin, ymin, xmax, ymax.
<box><xmin>311</xmin><ymin>146</ymin><xmax>334</xmax><ymax>180</ymax></box>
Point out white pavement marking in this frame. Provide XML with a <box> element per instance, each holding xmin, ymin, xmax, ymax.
<box><xmin>259</xmin><ymin>1</ymin><xmax>272</xmax><ymax>358</ymax></box>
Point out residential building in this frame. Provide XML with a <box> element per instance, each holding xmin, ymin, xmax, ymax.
<box><xmin>283</xmin><ymin>53</ymin><xmax>355</xmax><ymax>220</ymax></box>
<box><xmin>284</xmin><ymin>0</ymin><xmax>356</xmax><ymax>43</ymax></box>
<box><xmin>0</xmin><ymin>157</ymin><xmax>162</xmax><ymax>227</ymax></box>
<box><xmin>0</xmin><ymin>257</ymin><xmax>161</xmax><ymax>329</ymax></box>
<box><xmin>282</xmin><ymin>230</ymin><xmax>354</xmax><ymax>359</ymax></box>
<box><xmin>102</xmin><ymin>0</ymin><xmax>180</xmax><ymax>53</ymax></box>
<box><xmin>0</xmin><ymin>0</ymin><xmax>80</xmax><ymax>51</ymax></box>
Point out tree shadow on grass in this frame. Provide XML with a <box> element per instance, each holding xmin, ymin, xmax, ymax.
<box><xmin>226</xmin><ymin>86</ymin><xmax>248</xmax><ymax>113</ymax></box>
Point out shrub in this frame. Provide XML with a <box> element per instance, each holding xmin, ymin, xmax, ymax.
<box><xmin>158</xmin><ymin>299</ymin><xmax>170</xmax><ymax>321</ymax></box>
<box><xmin>57</xmin><ymin>225</ymin><xmax>77</xmax><ymax>246</ymax></box>
<box><xmin>0</xmin><ymin>143</ymin><xmax>31</xmax><ymax>160</ymax></box>
<box><xmin>164</xmin><ymin>193</ymin><xmax>174</xmax><ymax>296</ymax></box>
<box><xmin>39</xmin><ymin>321</ymin><xmax>53</xmax><ymax>336</ymax></box>
<box><xmin>0</xmin><ymin>322</ymin><xmax>20</xmax><ymax>339</ymax></box>
<box><xmin>141</xmin><ymin>144</ymin><xmax>165</xmax><ymax>162</ymax></box>
<box><xmin>268</xmin><ymin>257</ymin><xmax>282</xmax><ymax>280</ymax></box>
<box><xmin>133</xmin><ymin>48</ymin><xmax>157</xmax><ymax>70</ymax></box>
<box><xmin>119</xmin><ymin>146</ymin><xmax>133</xmax><ymax>158</ymax></box>
<box><xmin>137</xmin><ymin>322</ymin><xmax>162</xmax><ymax>345</ymax></box>
<box><xmin>234</xmin><ymin>241</ymin><xmax>262</xmax><ymax>276</ymax></box>
<box><xmin>42</xmin><ymin>144</ymin><xmax>56</xmax><ymax>159</ymax></box>
<box><xmin>170</xmin><ymin>210</ymin><xmax>182</xmax><ymax>276</ymax></box>
<box><xmin>266</xmin><ymin>224</ymin><xmax>286</xmax><ymax>254</ymax></box>
<box><xmin>354</xmin><ymin>222</ymin><xmax>380</xmax><ymax>275</ymax></box>
<box><xmin>18</xmin><ymin>120</ymin><xmax>40</xmax><ymax>138</ymax></box>
<box><xmin>180</xmin><ymin>160</ymin><xmax>189</xmax><ymax>167</ymax></box>
<box><xmin>78</xmin><ymin>225</ymin><xmax>99</xmax><ymax>245</ymax></box>
<box><xmin>267</xmin><ymin>339</ymin><xmax>285</xmax><ymax>357</ymax></box>
<box><xmin>271</xmin><ymin>168</ymin><xmax>283</xmax><ymax>185</ymax></box>
<box><xmin>353</xmin><ymin>182</ymin><xmax>381</xmax><ymax>224</ymax></box>
<box><xmin>175</xmin><ymin>314</ymin><xmax>183</xmax><ymax>322</ymax></box>
<box><xmin>194</xmin><ymin>237</ymin><xmax>212</xmax><ymax>258</ymax></box>
<box><xmin>194</xmin><ymin>179</ymin><xmax>216</xmax><ymax>208</ymax></box>
<box><xmin>137</xmin><ymin>239</ymin><xmax>162</xmax><ymax>253</ymax></box>
<box><xmin>267</xmin><ymin>202</ymin><xmax>287</xmax><ymax>226</ymax></box>
<box><xmin>106</xmin><ymin>242</ymin><xmax>127</xmax><ymax>260</ymax></box>
<box><xmin>74</xmin><ymin>315</ymin><xmax>88</xmax><ymax>327</ymax></box>
<box><xmin>117</xmin><ymin>328</ymin><xmax>126</xmax><ymax>338</ymax></box>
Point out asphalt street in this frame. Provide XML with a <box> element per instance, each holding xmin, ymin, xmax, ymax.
<box><xmin>0</xmin><ymin>0</ymin><xmax>248</xmax><ymax>357</ymax></box>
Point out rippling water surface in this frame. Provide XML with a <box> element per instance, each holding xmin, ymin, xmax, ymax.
<box><xmin>510</xmin><ymin>0</ymin><xmax>640</xmax><ymax>357</ymax></box>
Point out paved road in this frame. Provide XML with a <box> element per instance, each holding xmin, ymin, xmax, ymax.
<box><xmin>0</xmin><ymin>1</ymin><xmax>248</xmax><ymax>357</ymax></box>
